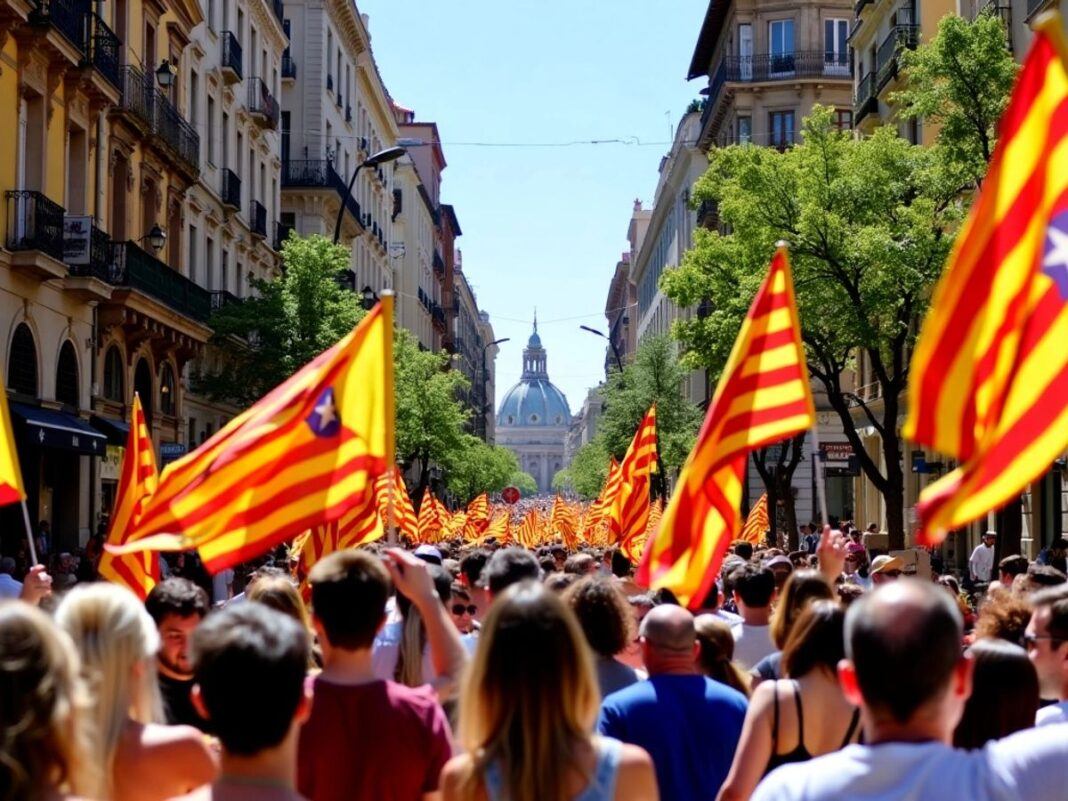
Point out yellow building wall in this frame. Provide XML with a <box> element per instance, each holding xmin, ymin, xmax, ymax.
<box><xmin>46</xmin><ymin>83</ymin><xmax>66</xmax><ymax>204</ymax></box>
<box><xmin>0</xmin><ymin>38</ymin><xmax>20</xmax><ymax>244</ymax></box>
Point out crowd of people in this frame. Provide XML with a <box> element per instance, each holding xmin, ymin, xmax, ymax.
<box><xmin>3</xmin><ymin>522</ymin><xmax>1068</xmax><ymax>801</ymax></box>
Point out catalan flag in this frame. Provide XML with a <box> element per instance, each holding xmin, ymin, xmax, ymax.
<box><xmin>905</xmin><ymin>20</ymin><xmax>1068</xmax><ymax>542</ymax></box>
<box><xmin>98</xmin><ymin>394</ymin><xmax>159</xmax><ymax>600</ymax></box>
<box><xmin>378</xmin><ymin>466</ymin><xmax>418</xmax><ymax>541</ymax></box>
<box><xmin>739</xmin><ymin>493</ymin><xmax>770</xmax><ymax>545</ymax></box>
<box><xmin>483</xmin><ymin>510</ymin><xmax>510</xmax><ymax>542</ymax></box>
<box><xmin>515</xmin><ymin>508</ymin><xmax>540</xmax><ymax>548</ymax></box>
<box><xmin>0</xmin><ymin>381</ymin><xmax>24</xmax><ymax>507</ymax></box>
<box><xmin>584</xmin><ymin>458</ymin><xmax>622</xmax><ymax>541</ymax></box>
<box><xmin>417</xmin><ymin>488</ymin><xmax>444</xmax><ymax>542</ymax></box>
<box><xmin>609</xmin><ymin>406</ymin><xmax>658</xmax><ymax>551</ymax></box>
<box><xmin>637</xmin><ymin>246</ymin><xmax>815</xmax><ymax>608</ymax></box>
<box><xmin>111</xmin><ymin>299</ymin><xmax>393</xmax><ymax>573</ymax></box>
<box><xmin>551</xmin><ymin>495</ymin><xmax>579</xmax><ymax>549</ymax></box>
<box><xmin>624</xmin><ymin>498</ymin><xmax>663</xmax><ymax>565</ymax></box>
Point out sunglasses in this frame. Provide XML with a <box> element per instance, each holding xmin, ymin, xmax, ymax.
<box><xmin>1023</xmin><ymin>633</ymin><xmax>1063</xmax><ymax>650</ymax></box>
<box><xmin>451</xmin><ymin>604</ymin><xmax>477</xmax><ymax>616</ymax></box>
<box><xmin>879</xmin><ymin>570</ymin><xmax>903</xmax><ymax>578</ymax></box>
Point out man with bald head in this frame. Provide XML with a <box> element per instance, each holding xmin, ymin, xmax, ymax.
<box><xmin>752</xmin><ymin>580</ymin><xmax>1068</xmax><ymax>801</ymax></box>
<box><xmin>598</xmin><ymin>603</ymin><xmax>747</xmax><ymax>801</ymax></box>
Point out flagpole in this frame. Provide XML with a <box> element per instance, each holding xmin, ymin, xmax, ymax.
<box><xmin>20</xmin><ymin>499</ymin><xmax>38</xmax><ymax>565</ymax></box>
<box><xmin>381</xmin><ymin>291</ymin><xmax>398</xmax><ymax>545</ymax></box>
<box><xmin>809</xmin><ymin>422</ymin><xmax>830</xmax><ymax>529</ymax></box>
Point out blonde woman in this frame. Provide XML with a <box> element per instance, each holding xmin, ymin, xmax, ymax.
<box><xmin>0</xmin><ymin>601</ymin><xmax>96</xmax><ymax>801</ymax></box>
<box><xmin>246</xmin><ymin>573</ymin><xmax>322</xmax><ymax>669</ymax></box>
<box><xmin>440</xmin><ymin>581</ymin><xmax>658</xmax><ymax>801</ymax></box>
<box><xmin>55</xmin><ymin>583</ymin><xmax>217</xmax><ymax>801</ymax></box>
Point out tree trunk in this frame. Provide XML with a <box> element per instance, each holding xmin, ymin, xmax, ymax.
<box><xmin>782</xmin><ymin>475</ymin><xmax>799</xmax><ymax>551</ymax></box>
<box><xmin>765</xmin><ymin>468</ymin><xmax>779</xmax><ymax>548</ymax></box>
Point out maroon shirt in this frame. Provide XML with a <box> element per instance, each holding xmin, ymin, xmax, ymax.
<box><xmin>298</xmin><ymin>678</ymin><xmax>453</xmax><ymax>801</ymax></box>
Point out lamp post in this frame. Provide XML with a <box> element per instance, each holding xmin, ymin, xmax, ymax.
<box><xmin>579</xmin><ymin>325</ymin><xmax>624</xmax><ymax>373</ymax></box>
<box><xmin>360</xmin><ymin>285</ymin><xmax>378</xmax><ymax>311</ymax></box>
<box><xmin>479</xmin><ymin>337</ymin><xmax>509</xmax><ymax>440</ymax></box>
<box><xmin>140</xmin><ymin>224</ymin><xmax>167</xmax><ymax>252</ymax></box>
<box><xmin>332</xmin><ymin>146</ymin><xmax>406</xmax><ymax>245</ymax></box>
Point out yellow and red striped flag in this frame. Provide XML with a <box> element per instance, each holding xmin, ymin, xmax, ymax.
<box><xmin>98</xmin><ymin>394</ymin><xmax>159</xmax><ymax>599</ymax></box>
<box><xmin>610</xmin><ymin>406</ymin><xmax>658</xmax><ymax>551</ymax></box>
<box><xmin>905</xmin><ymin>21</ymin><xmax>1068</xmax><ymax>543</ymax></box>
<box><xmin>739</xmin><ymin>493</ymin><xmax>770</xmax><ymax>545</ymax></box>
<box><xmin>551</xmin><ymin>495</ymin><xmax>579</xmax><ymax>549</ymax></box>
<box><xmin>0</xmin><ymin>382</ymin><xmax>24</xmax><ymax>507</ymax></box>
<box><xmin>417</xmin><ymin>488</ymin><xmax>444</xmax><ymax>542</ymax></box>
<box><xmin>624</xmin><ymin>498</ymin><xmax>663</xmax><ymax>565</ymax></box>
<box><xmin>516</xmin><ymin>508</ymin><xmax>540</xmax><ymax>548</ymax></box>
<box><xmin>378</xmin><ymin>466</ymin><xmax>418</xmax><ymax>541</ymax></box>
<box><xmin>467</xmin><ymin>493</ymin><xmax>489</xmax><ymax>525</ymax></box>
<box><xmin>584</xmin><ymin>458</ymin><xmax>622</xmax><ymax>540</ymax></box>
<box><xmin>637</xmin><ymin>246</ymin><xmax>815</xmax><ymax>608</ymax></box>
<box><xmin>111</xmin><ymin>300</ymin><xmax>393</xmax><ymax>572</ymax></box>
<box><xmin>483</xmin><ymin>510</ymin><xmax>510</xmax><ymax>542</ymax></box>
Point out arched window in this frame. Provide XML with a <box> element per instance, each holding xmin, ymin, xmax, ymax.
<box><xmin>55</xmin><ymin>342</ymin><xmax>79</xmax><ymax>408</ymax></box>
<box><xmin>159</xmin><ymin>363</ymin><xmax>176</xmax><ymax>416</ymax></box>
<box><xmin>103</xmin><ymin>347</ymin><xmax>124</xmax><ymax>402</ymax></box>
<box><xmin>134</xmin><ymin>359</ymin><xmax>153</xmax><ymax>426</ymax></box>
<box><xmin>7</xmin><ymin>324</ymin><xmax>38</xmax><ymax>397</ymax></box>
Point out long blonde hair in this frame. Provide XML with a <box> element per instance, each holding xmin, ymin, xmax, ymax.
<box><xmin>457</xmin><ymin>580</ymin><xmax>600</xmax><ymax>801</ymax></box>
<box><xmin>0</xmin><ymin>601</ymin><xmax>97</xmax><ymax>801</ymax></box>
<box><xmin>55</xmin><ymin>583</ymin><xmax>165</xmax><ymax>799</ymax></box>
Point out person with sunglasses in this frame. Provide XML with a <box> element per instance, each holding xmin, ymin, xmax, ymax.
<box><xmin>1025</xmin><ymin>583</ymin><xmax>1068</xmax><ymax>726</ymax></box>
<box><xmin>450</xmin><ymin>584</ymin><xmax>479</xmax><ymax>635</ymax></box>
<box><xmin>868</xmin><ymin>555</ymin><xmax>904</xmax><ymax>586</ymax></box>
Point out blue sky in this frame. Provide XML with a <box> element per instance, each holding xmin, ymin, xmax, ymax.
<box><xmin>359</xmin><ymin>0</ymin><xmax>708</xmax><ymax>412</ymax></box>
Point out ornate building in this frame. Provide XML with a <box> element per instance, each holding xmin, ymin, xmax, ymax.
<box><xmin>496</xmin><ymin>322</ymin><xmax>571</xmax><ymax>493</ymax></box>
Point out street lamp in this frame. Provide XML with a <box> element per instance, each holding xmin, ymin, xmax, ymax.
<box><xmin>140</xmin><ymin>224</ymin><xmax>167</xmax><ymax>252</ymax></box>
<box><xmin>360</xmin><ymin>285</ymin><xmax>377</xmax><ymax>311</ymax></box>
<box><xmin>479</xmin><ymin>338</ymin><xmax>509</xmax><ymax>440</ymax></box>
<box><xmin>332</xmin><ymin>146</ymin><xmax>407</xmax><ymax>245</ymax></box>
<box><xmin>155</xmin><ymin>59</ymin><xmax>175</xmax><ymax>88</ymax></box>
<box><xmin>579</xmin><ymin>325</ymin><xmax>624</xmax><ymax>372</ymax></box>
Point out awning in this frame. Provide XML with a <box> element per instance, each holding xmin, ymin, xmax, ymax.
<box><xmin>90</xmin><ymin>415</ymin><xmax>130</xmax><ymax>447</ymax></box>
<box><xmin>10</xmin><ymin>403</ymin><xmax>107</xmax><ymax>456</ymax></box>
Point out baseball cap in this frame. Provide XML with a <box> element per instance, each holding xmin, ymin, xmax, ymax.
<box><xmin>413</xmin><ymin>545</ymin><xmax>443</xmax><ymax>565</ymax></box>
<box><xmin>870</xmin><ymin>555</ymin><xmax>905</xmax><ymax>575</ymax></box>
<box><xmin>764</xmin><ymin>555</ymin><xmax>793</xmax><ymax>570</ymax></box>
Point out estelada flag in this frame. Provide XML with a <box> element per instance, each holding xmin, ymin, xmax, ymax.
<box><xmin>98</xmin><ymin>394</ymin><xmax>159</xmax><ymax>599</ymax></box>
<box><xmin>637</xmin><ymin>246</ymin><xmax>815</xmax><ymax>608</ymax></box>
<box><xmin>610</xmin><ymin>406</ymin><xmax>658</xmax><ymax>550</ymax></box>
<box><xmin>905</xmin><ymin>18</ymin><xmax>1068</xmax><ymax>543</ymax></box>
<box><xmin>739</xmin><ymin>493</ymin><xmax>770</xmax><ymax>545</ymax></box>
<box><xmin>111</xmin><ymin>299</ymin><xmax>393</xmax><ymax>573</ymax></box>
<box><xmin>0</xmin><ymin>379</ymin><xmax>24</xmax><ymax>506</ymax></box>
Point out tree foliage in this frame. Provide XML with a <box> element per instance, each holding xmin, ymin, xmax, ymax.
<box><xmin>443</xmin><ymin>436</ymin><xmax>520</xmax><ymax>504</ymax></box>
<box><xmin>553</xmin><ymin>437</ymin><xmax>611</xmax><ymax>499</ymax></box>
<box><xmin>509</xmin><ymin>471</ymin><xmax>539</xmax><ymax>497</ymax></box>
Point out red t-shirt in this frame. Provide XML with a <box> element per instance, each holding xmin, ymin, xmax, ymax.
<box><xmin>297</xmin><ymin>678</ymin><xmax>453</xmax><ymax>801</ymax></box>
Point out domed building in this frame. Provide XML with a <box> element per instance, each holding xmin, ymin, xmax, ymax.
<box><xmin>497</xmin><ymin>322</ymin><xmax>572</xmax><ymax>493</ymax></box>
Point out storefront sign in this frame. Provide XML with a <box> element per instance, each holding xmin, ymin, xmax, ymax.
<box><xmin>63</xmin><ymin>215</ymin><xmax>92</xmax><ymax>266</ymax></box>
<box><xmin>100</xmin><ymin>445</ymin><xmax>124</xmax><ymax>481</ymax></box>
<box><xmin>820</xmin><ymin>442</ymin><xmax>859</xmax><ymax>477</ymax></box>
<box><xmin>159</xmin><ymin>442</ymin><xmax>187</xmax><ymax>467</ymax></box>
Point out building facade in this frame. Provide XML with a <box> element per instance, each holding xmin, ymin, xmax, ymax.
<box><xmin>477</xmin><ymin>311</ymin><xmax>499</xmax><ymax>444</ymax></box>
<box><xmin>497</xmin><ymin>325</ymin><xmax>571</xmax><ymax>493</ymax></box>
<box><xmin>453</xmin><ymin>256</ymin><xmax>496</xmax><ymax>441</ymax></box>
<box><xmin>565</xmin><ymin>386</ymin><xmax>604</xmax><ymax>464</ymax></box>
<box><xmin>604</xmin><ymin>253</ymin><xmax>637</xmax><ymax>374</ymax></box>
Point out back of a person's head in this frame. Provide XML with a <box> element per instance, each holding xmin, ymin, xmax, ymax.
<box><xmin>0</xmin><ymin>555</ymin><xmax>15</xmax><ymax>574</ymax></box>
<box><xmin>563</xmin><ymin>552</ymin><xmax>595</xmax><ymax>575</ymax></box>
<box><xmin>191</xmin><ymin>603</ymin><xmax>310</xmax><ymax>755</ymax></box>
<box><xmin>954</xmin><ymin>639</ymin><xmax>1038</xmax><ymax>749</ymax></box>
<box><xmin>460</xmin><ymin>549</ymin><xmax>490</xmax><ymax>588</ymax></box>
<box><xmin>695</xmin><ymin>614</ymin><xmax>750</xmax><ymax>697</ymax></box>
<box><xmin>484</xmin><ymin>547</ymin><xmax>541</xmax><ymax>595</ymax></box>
<box><xmin>0</xmin><ymin>601</ymin><xmax>95</xmax><ymax>799</ymax></box>
<box><xmin>544</xmin><ymin>571</ymin><xmax>578</xmax><ymax>594</ymax></box>
<box><xmin>640</xmin><ymin>603</ymin><xmax>696</xmax><ymax>655</ymax></box>
<box><xmin>458</xmin><ymin>581</ymin><xmax>598</xmax><ymax>801</ymax></box>
<box><xmin>309</xmin><ymin>550</ymin><xmax>391</xmax><ymax>650</ymax></box>
<box><xmin>145</xmin><ymin>576</ymin><xmax>210</xmax><ymax>624</ymax></box>
<box><xmin>781</xmin><ymin>600</ymin><xmax>845</xmax><ymax>678</ymax></box>
<box><xmin>610</xmin><ymin>548</ymin><xmax>632</xmax><ymax>578</ymax></box>
<box><xmin>998</xmin><ymin>554</ymin><xmax>1029</xmax><ymax>579</ymax></box>
<box><xmin>247</xmin><ymin>574</ymin><xmax>311</xmax><ymax>630</ymax></box>
<box><xmin>1027</xmin><ymin>563</ymin><xmax>1067</xmax><ymax>590</ymax></box>
<box><xmin>845</xmin><ymin>580</ymin><xmax>962</xmax><ymax>723</ymax></box>
<box><xmin>1031</xmin><ymin>583</ymin><xmax>1068</xmax><ymax>639</ymax></box>
<box><xmin>730</xmin><ymin>563</ymin><xmax>775</xmax><ymax>609</ymax></box>
<box><xmin>564</xmin><ymin>576</ymin><xmax>633</xmax><ymax>658</ymax></box>
<box><xmin>733</xmin><ymin>541</ymin><xmax>754</xmax><ymax>561</ymax></box>
<box><xmin>974</xmin><ymin>589</ymin><xmax>1032</xmax><ymax>644</ymax></box>
<box><xmin>770</xmin><ymin>569</ymin><xmax>834</xmax><ymax>648</ymax></box>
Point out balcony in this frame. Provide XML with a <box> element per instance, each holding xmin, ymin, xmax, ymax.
<box><xmin>326</xmin><ymin>73</ymin><xmax>333</xmax><ymax>92</ymax></box>
<box><xmin>975</xmin><ymin>0</ymin><xmax>1013</xmax><ymax>47</ymax></box>
<box><xmin>210</xmin><ymin>290</ymin><xmax>240</xmax><ymax>311</ymax></box>
<box><xmin>83</xmin><ymin>12</ymin><xmax>120</xmax><ymax>89</ymax></box>
<box><xmin>433</xmin><ymin>249</ymin><xmax>445</xmax><ymax>276</ymax></box>
<box><xmin>281</xmin><ymin>53</ymin><xmax>296</xmax><ymax>80</ymax></box>
<box><xmin>724</xmin><ymin>51</ymin><xmax>852</xmax><ymax>82</ymax></box>
<box><xmin>110</xmin><ymin>240</ymin><xmax>211</xmax><ymax>322</ymax></box>
<box><xmin>855</xmin><ymin>70</ymin><xmax>878</xmax><ymax>124</ymax></box>
<box><xmin>6</xmin><ymin>191</ymin><xmax>66</xmax><ymax>271</ymax></box>
<box><xmin>431</xmin><ymin>303</ymin><xmax>446</xmax><ymax>328</ymax></box>
<box><xmin>282</xmin><ymin>160</ymin><xmax>363</xmax><ymax>232</ymax></box>
<box><xmin>29</xmin><ymin>0</ymin><xmax>90</xmax><ymax>53</ymax></box>
<box><xmin>274</xmin><ymin>221</ymin><xmax>294</xmax><ymax>251</ymax></box>
<box><xmin>116</xmin><ymin>65</ymin><xmax>199</xmax><ymax>178</ymax></box>
<box><xmin>221</xmin><ymin>168</ymin><xmax>241</xmax><ymax>209</ymax></box>
<box><xmin>249</xmin><ymin>200</ymin><xmax>267</xmax><ymax>239</ymax></box>
<box><xmin>63</xmin><ymin>222</ymin><xmax>114</xmax><ymax>300</ymax></box>
<box><xmin>221</xmin><ymin>31</ymin><xmax>242</xmax><ymax>83</ymax></box>
<box><xmin>876</xmin><ymin>25</ymin><xmax>919</xmax><ymax>92</ymax></box>
<box><xmin>248</xmin><ymin>77</ymin><xmax>279</xmax><ymax>129</ymax></box>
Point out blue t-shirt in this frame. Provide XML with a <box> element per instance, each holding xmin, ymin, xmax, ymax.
<box><xmin>597</xmin><ymin>674</ymin><xmax>747</xmax><ymax>801</ymax></box>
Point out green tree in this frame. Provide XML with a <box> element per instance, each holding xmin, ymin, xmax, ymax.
<box><xmin>553</xmin><ymin>437</ymin><xmax>611</xmax><ymax>499</ymax></box>
<box><xmin>509</xmin><ymin>471</ymin><xmax>539</xmax><ymax>497</ymax></box>
<box><xmin>195</xmin><ymin>234</ymin><xmax>363</xmax><ymax>405</ymax></box>
<box><xmin>663</xmin><ymin>108</ymin><xmax>964</xmax><ymax>549</ymax></box>
<box><xmin>443</xmin><ymin>436</ymin><xmax>521</xmax><ymax>504</ymax></box>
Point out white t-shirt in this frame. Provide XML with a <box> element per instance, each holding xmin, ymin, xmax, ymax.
<box><xmin>751</xmin><ymin>727</ymin><xmax>1068</xmax><ymax>801</ymax></box>
<box><xmin>212</xmin><ymin>568</ymin><xmax>234</xmax><ymax>604</ymax></box>
<box><xmin>1036</xmin><ymin>701</ymin><xmax>1068</xmax><ymax>727</ymax></box>
<box><xmin>731</xmin><ymin>622</ymin><xmax>775</xmax><ymax>669</ymax></box>
<box><xmin>969</xmin><ymin>544</ymin><xmax>995</xmax><ymax>582</ymax></box>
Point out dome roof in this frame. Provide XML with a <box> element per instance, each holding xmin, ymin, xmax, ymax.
<box><xmin>498</xmin><ymin>378</ymin><xmax>571</xmax><ymax>428</ymax></box>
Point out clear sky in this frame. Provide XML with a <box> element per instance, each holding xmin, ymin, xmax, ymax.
<box><xmin>358</xmin><ymin>0</ymin><xmax>708</xmax><ymax>413</ymax></box>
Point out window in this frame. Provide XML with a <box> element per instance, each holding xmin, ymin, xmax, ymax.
<box><xmin>159</xmin><ymin>364</ymin><xmax>176</xmax><ymax>416</ymax></box>
<box><xmin>189</xmin><ymin>71</ymin><xmax>198</xmax><ymax>127</ymax></box>
<box><xmin>769</xmin><ymin>20</ymin><xmax>795</xmax><ymax>74</ymax></box>
<box><xmin>737</xmin><ymin>115</ymin><xmax>752</xmax><ymax>144</ymax></box>
<box><xmin>8</xmin><ymin>324</ymin><xmax>37</xmax><ymax>397</ymax></box>
<box><xmin>824</xmin><ymin>19</ymin><xmax>849</xmax><ymax>73</ymax></box>
<box><xmin>769</xmin><ymin>110</ymin><xmax>795</xmax><ymax>149</ymax></box>
<box><xmin>222</xmin><ymin>249</ymin><xmax>230</xmax><ymax>293</ymax></box>
<box><xmin>281</xmin><ymin>111</ymin><xmax>290</xmax><ymax>164</ymax></box>
<box><xmin>738</xmin><ymin>23</ymin><xmax>753</xmax><ymax>80</ymax></box>
<box><xmin>207</xmin><ymin>0</ymin><xmax>214</xmax><ymax>30</ymax></box>
<box><xmin>222</xmin><ymin>111</ymin><xmax>230</xmax><ymax>168</ymax></box>
<box><xmin>55</xmin><ymin>342</ymin><xmax>79</xmax><ymax>408</ymax></box>
<box><xmin>206</xmin><ymin>237</ymin><xmax>215</xmax><ymax>290</ymax></box>
<box><xmin>103</xmin><ymin>346</ymin><xmax>124</xmax><ymax>401</ymax></box>
<box><xmin>834</xmin><ymin>109</ymin><xmax>853</xmax><ymax>130</ymax></box>
<box><xmin>188</xmin><ymin>224</ymin><xmax>197</xmax><ymax>281</ymax></box>
<box><xmin>207</xmin><ymin>96</ymin><xmax>216</xmax><ymax>165</ymax></box>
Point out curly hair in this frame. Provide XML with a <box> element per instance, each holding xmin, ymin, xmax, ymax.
<box><xmin>563</xmin><ymin>576</ymin><xmax>634</xmax><ymax>657</ymax></box>
<box><xmin>974</xmin><ymin>589</ymin><xmax>1032</xmax><ymax>646</ymax></box>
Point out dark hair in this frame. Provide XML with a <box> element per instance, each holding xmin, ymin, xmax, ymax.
<box><xmin>836</xmin><ymin>582</ymin><xmax>864</xmax><ymax>607</ymax></box>
<box><xmin>564</xmin><ymin>577</ymin><xmax>633</xmax><ymax>657</ymax></box>
<box><xmin>192</xmin><ymin>603</ymin><xmax>309</xmax><ymax>755</ymax></box>
<box><xmin>694</xmin><ymin>614</ymin><xmax>750</xmax><ymax>697</ymax></box>
<box><xmin>770</xmin><ymin>569</ymin><xmax>834</xmax><ymax>648</ymax></box>
<box><xmin>730</xmin><ymin>563</ymin><xmax>775</xmax><ymax>608</ymax></box>
<box><xmin>733</xmin><ymin>542</ymin><xmax>754</xmax><ymax>561</ymax></box>
<box><xmin>451</xmin><ymin>583</ymin><xmax>471</xmax><ymax>602</ymax></box>
<box><xmin>459</xmin><ymin>549</ymin><xmax>491</xmax><ymax>588</ymax></box>
<box><xmin>544</xmin><ymin>572</ymin><xmax>578</xmax><ymax>594</ymax></box>
<box><xmin>563</xmin><ymin>553</ymin><xmax>595</xmax><ymax>575</ymax></box>
<box><xmin>610</xmin><ymin>548</ymin><xmax>633</xmax><ymax>579</ymax></box>
<box><xmin>1028</xmin><ymin>564</ymin><xmax>1067</xmax><ymax>589</ymax></box>
<box><xmin>145</xmin><ymin>577</ymin><xmax>209</xmax><ymax>624</ymax></box>
<box><xmin>998</xmin><ymin>554</ymin><xmax>1029</xmax><ymax>579</ymax></box>
<box><xmin>550</xmin><ymin>545</ymin><xmax>567</xmax><ymax>560</ymax></box>
<box><xmin>845</xmin><ymin>581</ymin><xmax>962</xmax><ymax>723</ymax></box>
<box><xmin>953</xmin><ymin>639</ymin><xmax>1039</xmax><ymax>749</ymax></box>
<box><xmin>538</xmin><ymin>557</ymin><xmax>557</xmax><ymax>574</ymax></box>
<box><xmin>485</xmin><ymin>548</ymin><xmax>541</xmax><ymax>594</ymax></box>
<box><xmin>1031</xmin><ymin>584</ymin><xmax>1068</xmax><ymax>642</ymax></box>
<box><xmin>782</xmin><ymin>600</ymin><xmax>845</xmax><ymax>678</ymax></box>
<box><xmin>309</xmin><ymin>550</ymin><xmax>391</xmax><ymax>649</ymax></box>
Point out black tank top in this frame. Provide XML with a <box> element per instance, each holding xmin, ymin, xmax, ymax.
<box><xmin>764</xmin><ymin>680</ymin><xmax>861</xmax><ymax>775</ymax></box>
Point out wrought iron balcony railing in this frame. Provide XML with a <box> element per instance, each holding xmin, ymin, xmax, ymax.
<box><xmin>221</xmin><ymin>167</ymin><xmax>241</xmax><ymax>208</ymax></box>
<box><xmin>281</xmin><ymin>160</ymin><xmax>362</xmax><ymax>224</ymax></box>
<box><xmin>855</xmin><ymin>70</ymin><xmax>878</xmax><ymax>122</ymax></box>
<box><xmin>281</xmin><ymin>53</ymin><xmax>296</xmax><ymax>79</ymax></box>
<box><xmin>723</xmin><ymin>51</ymin><xmax>852</xmax><ymax>82</ymax></box>
<box><xmin>210</xmin><ymin>290</ymin><xmax>240</xmax><ymax>311</ymax></box>
<box><xmin>221</xmin><ymin>30</ymin><xmax>242</xmax><ymax>80</ymax></box>
<box><xmin>110</xmin><ymin>240</ymin><xmax>212</xmax><ymax>322</ymax></box>
<box><xmin>6</xmin><ymin>190</ymin><xmax>65</xmax><ymax>261</ymax></box>
<box><xmin>249</xmin><ymin>199</ymin><xmax>267</xmax><ymax>238</ymax></box>
<box><xmin>433</xmin><ymin>249</ymin><xmax>445</xmax><ymax>275</ymax></box>
<box><xmin>876</xmin><ymin>25</ymin><xmax>919</xmax><ymax>91</ymax></box>
<box><xmin>29</xmin><ymin>0</ymin><xmax>90</xmax><ymax>52</ymax></box>
<box><xmin>247</xmin><ymin>77</ymin><xmax>279</xmax><ymax>128</ymax></box>
<box><xmin>66</xmin><ymin>222</ymin><xmax>114</xmax><ymax>281</ymax></box>
<box><xmin>84</xmin><ymin>11</ymin><xmax>120</xmax><ymax>88</ymax></box>
<box><xmin>117</xmin><ymin>65</ymin><xmax>199</xmax><ymax>176</ymax></box>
